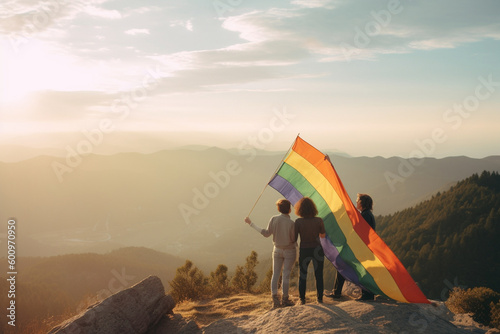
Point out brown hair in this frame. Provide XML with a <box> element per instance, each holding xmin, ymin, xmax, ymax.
<box><xmin>357</xmin><ymin>193</ymin><xmax>373</xmax><ymax>211</ymax></box>
<box><xmin>295</xmin><ymin>197</ymin><xmax>318</xmax><ymax>218</ymax></box>
<box><xmin>276</xmin><ymin>199</ymin><xmax>291</xmax><ymax>214</ymax></box>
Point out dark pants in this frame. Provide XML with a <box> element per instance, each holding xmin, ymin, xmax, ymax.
<box><xmin>298</xmin><ymin>246</ymin><xmax>324</xmax><ymax>301</ymax></box>
<box><xmin>333</xmin><ymin>271</ymin><xmax>345</xmax><ymax>296</ymax></box>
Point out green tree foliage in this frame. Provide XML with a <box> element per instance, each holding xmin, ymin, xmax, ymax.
<box><xmin>446</xmin><ymin>287</ymin><xmax>500</xmax><ymax>328</ymax></box>
<box><xmin>209</xmin><ymin>264</ymin><xmax>231</xmax><ymax>297</ymax></box>
<box><xmin>232</xmin><ymin>251</ymin><xmax>259</xmax><ymax>292</ymax></box>
<box><xmin>169</xmin><ymin>260</ymin><xmax>208</xmax><ymax>302</ymax></box>
<box><xmin>170</xmin><ymin>252</ymin><xmax>263</xmax><ymax>302</ymax></box>
<box><xmin>377</xmin><ymin>171</ymin><xmax>500</xmax><ymax>299</ymax></box>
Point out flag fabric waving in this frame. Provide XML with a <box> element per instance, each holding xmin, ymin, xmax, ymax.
<box><xmin>268</xmin><ymin>136</ymin><xmax>430</xmax><ymax>304</ymax></box>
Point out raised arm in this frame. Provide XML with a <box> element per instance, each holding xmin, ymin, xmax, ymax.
<box><xmin>244</xmin><ymin>217</ymin><xmax>272</xmax><ymax>237</ymax></box>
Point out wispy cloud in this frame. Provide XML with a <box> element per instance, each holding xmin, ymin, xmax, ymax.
<box><xmin>0</xmin><ymin>0</ymin><xmax>123</xmax><ymax>36</ymax></box>
<box><xmin>125</xmin><ymin>6</ymin><xmax>163</xmax><ymax>15</ymax></box>
<box><xmin>215</xmin><ymin>0</ymin><xmax>500</xmax><ymax>64</ymax></box>
<box><xmin>291</xmin><ymin>0</ymin><xmax>337</xmax><ymax>9</ymax></box>
<box><xmin>169</xmin><ymin>19</ymin><xmax>194</xmax><ymax>32</ymax></box>
<box><xmin>125</xmin><ymin>28</ymin><xmax>150</xmax><ymax>36</ymax></box>
<box><xmin>84</xmin><ymin>5</ymin><xmax>122</xmax><ymax>20</ymax></box>
<box><xmin>1</xmin><ymin>0</ymin><xmax>499</xmax><ymax>158</ymax></box>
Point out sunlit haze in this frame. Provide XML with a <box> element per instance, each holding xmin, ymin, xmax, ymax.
<box><xmin>1</xmin><ymin>0</ymin><xmax>499</xmax><ymax>158</ymax></box>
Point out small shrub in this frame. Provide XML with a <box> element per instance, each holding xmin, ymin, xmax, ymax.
<box><xmin>446</xmin><ymin>287</ymin><xmax>500</xmax><ymax>327</ymax></box>
<box><xmin>209</xmin><ymin>264</ymin><xmax>231</xmax><ymax>297</ymax></box>
<box><xmin>169</xmin><ymin>260</ymin><xmax>208</xmax><ymax>302</ymax></box>
<box><xmin>232</xmin><ymin>251</ymin><xmax>259</xmax><ymax>292</ymax></box>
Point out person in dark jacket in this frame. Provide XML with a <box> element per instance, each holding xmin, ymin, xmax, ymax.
<box><xmin>327</xmin><ymin>193</ymin><xmax>376</xmax><ymax>301</ymax></box>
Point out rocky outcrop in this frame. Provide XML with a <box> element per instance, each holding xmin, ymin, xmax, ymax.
<box><xmin>201</xmin><ymin>300</ymin><xmax>497</xmax><ymax>334</ymax></box>
<box><xmin>49</xmin><ymin>277</ymin><xmax>498</xmax><ymax>334</ymax></box>
<box><xmin>49</xmin><ymin>276</ymin><xmax>175</xmax><ymax>334</ymax></box>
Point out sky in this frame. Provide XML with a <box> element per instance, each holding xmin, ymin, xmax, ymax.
<box><xmin>0</xmin><ymin>0</ymin><xmax>499</xmax><ymax>158</ymax></box>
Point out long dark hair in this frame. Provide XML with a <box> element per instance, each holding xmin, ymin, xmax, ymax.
<box><xmin>295</xmin><ymin>197</ymin><xmax>318</xmax><ymax>218</ymax></box>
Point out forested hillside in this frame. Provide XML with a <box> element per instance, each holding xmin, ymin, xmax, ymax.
<box><xmin>377</xmin><ymin>171</ymin><xmax>500</xmax><ymax>300</ymax></box>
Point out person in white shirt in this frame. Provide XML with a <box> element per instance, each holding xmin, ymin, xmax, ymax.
<box><xmin>244</xmin><ymin>199</ymin><xmax>297</xmax><ymax>308</ymax></box>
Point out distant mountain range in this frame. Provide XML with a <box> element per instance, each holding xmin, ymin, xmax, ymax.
<box><xmin>0</xmin><ymin>143</ymin><xmax>351</xmax><ymax>163</ymax></box>
<box><xmin>1</xmin><ymin>147</ymin><xmax>499</xmax><ymax>269</ymax></box>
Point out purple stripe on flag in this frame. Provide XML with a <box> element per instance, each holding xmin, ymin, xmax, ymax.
<box><xmin>268</xmin><ymin>174</ymin><xmax>304</xmax><ymax>205</ymax></box>
<box><xmin>321</xmin><ymin>235</ymin><xmax>367</xmax><ymax>290</ymax></box>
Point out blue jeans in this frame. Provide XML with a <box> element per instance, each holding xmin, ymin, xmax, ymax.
<box><xmin>272</xmin><ymin>247</ymin><xmax>297</xmax><ymax>297</ymax></box>
<box><xmin>298</xmin><ymin>246</ymin><xmax>324</xmax><ymax>301</ymax></box>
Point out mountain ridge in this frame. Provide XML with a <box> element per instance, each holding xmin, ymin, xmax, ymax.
<box><xmin>2</xmin><ymin>143</ymin><xmax>498</xmax><ymax>163</ymax></box>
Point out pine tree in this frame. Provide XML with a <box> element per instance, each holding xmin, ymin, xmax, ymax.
<box><xmin>232</xmin><ymin>265</ymin><xmax>246</xmax><ymax>292</ymax></box>
<box><xmin>232</xmin><ymin>251</ymin><xmax>259</xmax><ymax>292</ymax></box>
<box><xmin>209</xmin><ymin>264</ymin><xmax>231</xmax><ymax>297</ymax></box>
<box><xmin>485</xmin><ymin>208</ymin><xmax>495</xmax><ymax>231</ymax></box>
<box><xmin>169</xmin><ymin>260</ymin><xmax>208</xmax><ymax>302</ymax></box>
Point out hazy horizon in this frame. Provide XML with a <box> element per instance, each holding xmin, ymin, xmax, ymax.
<box><xmin>1</xmin><ymin>135</ymin><xmax>500</xmax><ymax>164</ymax></box>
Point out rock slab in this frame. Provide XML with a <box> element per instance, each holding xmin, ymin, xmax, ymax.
<box><xmin>49</xmin><ymin>276</ymin><xmax>175</xmax><ymax>334</ymax></box>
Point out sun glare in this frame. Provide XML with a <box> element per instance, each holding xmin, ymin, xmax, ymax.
<box><xmin>0</xmin><ymin>39</ymin><xmax>94</xmax><ymax>106</ymax></box>
<box><xmin>1</xmin><ymin>40</ymin><xmax>39</xmax><ymax>104</ymax></box>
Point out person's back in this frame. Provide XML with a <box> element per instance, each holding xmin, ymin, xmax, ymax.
<box><xmin>245</xmin><ymin>199</ymin><xmax>297</xmax><ymax>308</ymax></box>
<box><xmin>294</xmin><ymin>197</ymin><xmax>325</xmax><ymax>305</ymax></box>
<box><xmin>295</xmin><ymin>216</ymin><xmax>324</xmax><ymax>249</ymax></box>
<box><xmin>265</xmin><ymin>214</ymin><xmax>296</xmax><ymax>249</ymax></box>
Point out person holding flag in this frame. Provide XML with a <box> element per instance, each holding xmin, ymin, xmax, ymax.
<box><xmin>248</xmin><ymin>135</ymin><xmax>429</xmax><ymax>304</ymax></box>
<box><xmin>244</xmin><ymin>199</ymin><xmax>297</xmax><ymax>308</ymax></box>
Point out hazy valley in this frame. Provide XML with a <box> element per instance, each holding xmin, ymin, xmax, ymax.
<box><xmin>1</xmin><ymin>147</ymin><xmax>499</xmax><ymax>269</ymax></box>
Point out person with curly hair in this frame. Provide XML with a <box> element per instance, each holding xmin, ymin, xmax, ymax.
<box><xmin>294</xmin><ymin>197</ymin><xmax>325</xmax><ymax>305</ymax></box>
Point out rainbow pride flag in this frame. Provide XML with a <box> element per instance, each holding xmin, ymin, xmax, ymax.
<box><xmin>268</xmin><ymin>136</ymin><xmax>430</xmax><ymax>303</ymax></box>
